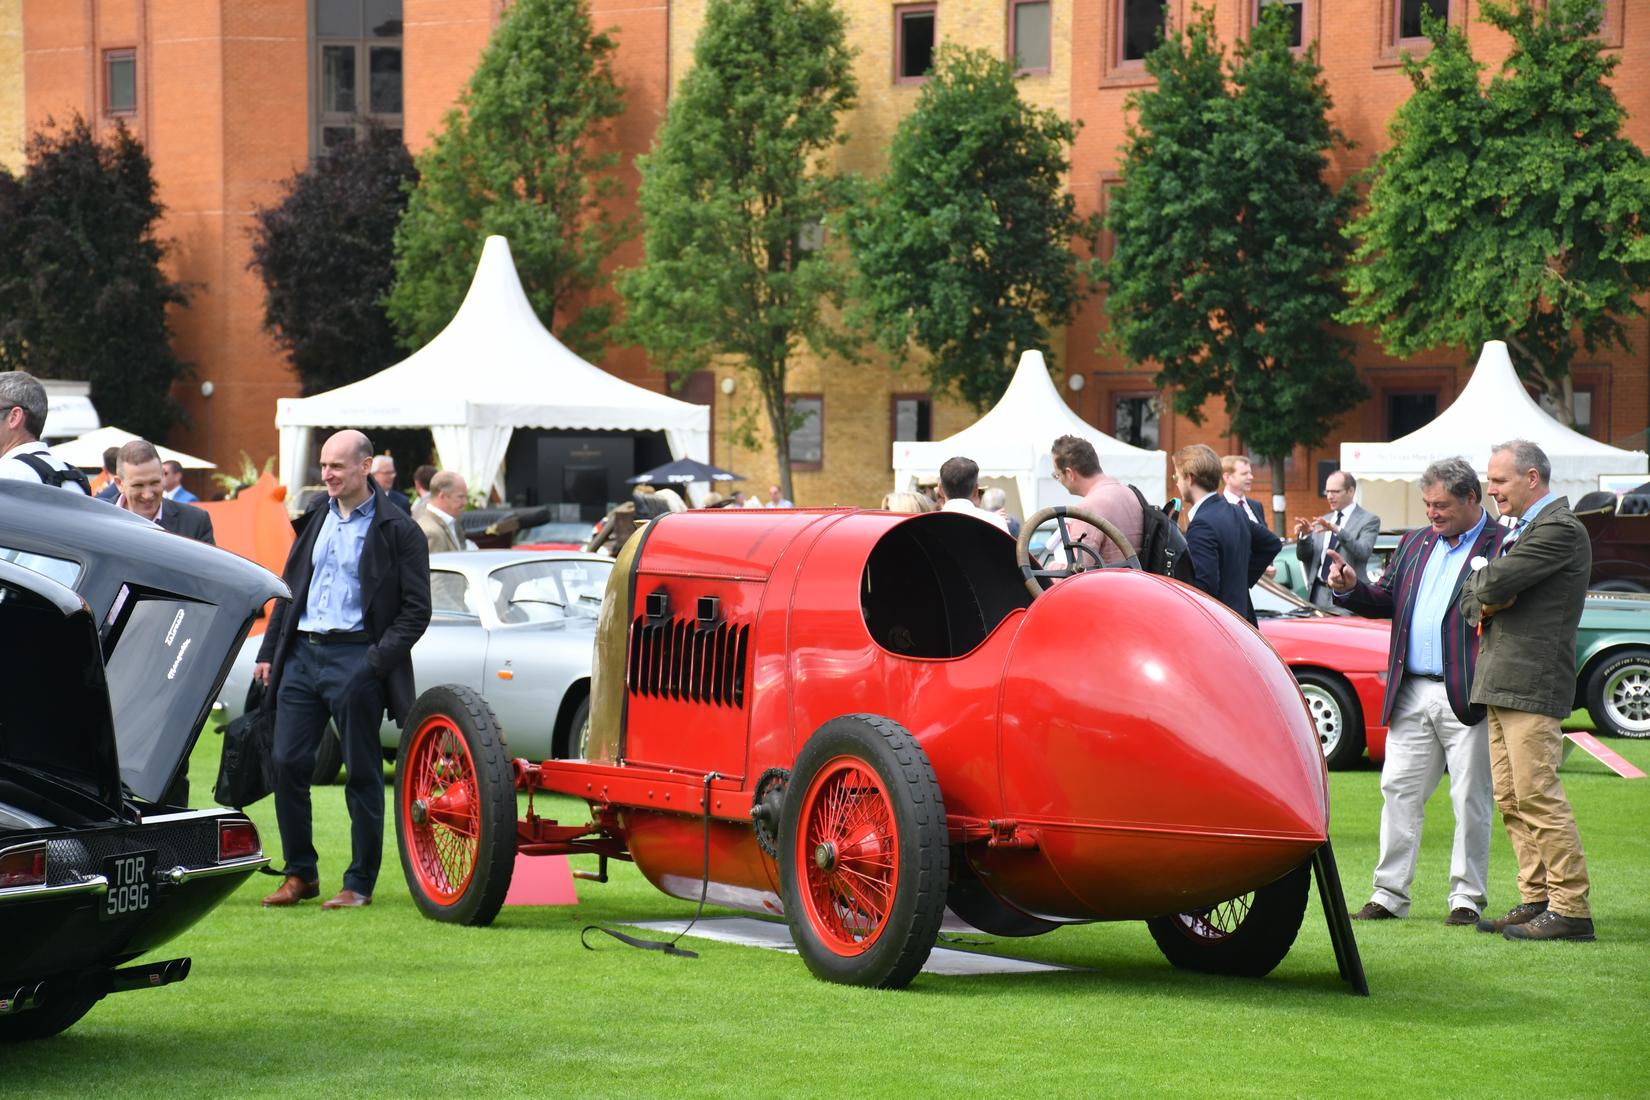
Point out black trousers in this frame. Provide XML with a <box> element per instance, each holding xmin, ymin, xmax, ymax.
<box><xmin>272</xmin><ymin>637</ymin><xmax>387</xmax><ymax>895</ymax></box>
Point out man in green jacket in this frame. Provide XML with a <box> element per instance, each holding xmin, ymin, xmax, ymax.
<box><xmin>1458</xmin><ymin>440</ymin><xmax>1594</xmax><ymax>942</ymax></box>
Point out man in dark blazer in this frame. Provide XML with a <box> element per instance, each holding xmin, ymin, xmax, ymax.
<box><xmin>1327</xmin><ymin>457</ymin><xmax>1502</xmax><ymax>926</ymax></box>
<box><xmin>1221</xmin><ymin>454</ymin><xmax>1266</xmax><ymax>524</ymax></box>
<box><xmin>255</xmin><ymin>430</ymin><xmax>431</xmax><ymax>910</ymax></box>
<box><xmin>1174</xmin><ymin>444</ymin><xmax>1280</xmax><ymax>626</ymax></box>
<box><xmin>1459</xmin><ymin>440</ymin><xmax>1594</xmax><ymax>942</ymax></box>
<box><xmin>1296</xmin><ymin>469</ymin><xmax>1381</xmax><ymax>608</ymax></box>
<box><xmin>114</xmin><ymin>439</ymin><xmax>215</xmax><ymax>544</ymax></box>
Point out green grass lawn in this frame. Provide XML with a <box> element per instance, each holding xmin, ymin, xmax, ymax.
<box><xmin>8</xmin><ymin>732</ymin><xmax>1647</xmax><ymax>1098</ymax></box>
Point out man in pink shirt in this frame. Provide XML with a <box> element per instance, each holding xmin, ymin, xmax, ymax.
<box><xmin>1050</xmin><ymin>435</ymin><xmax>1144</xmax><ymax>566</ymax></box>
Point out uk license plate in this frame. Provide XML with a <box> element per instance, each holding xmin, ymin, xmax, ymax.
<box><xmin>101</xmin><ymin>850</ymin><xmax>157</xmax><ymax>921</ymax></box>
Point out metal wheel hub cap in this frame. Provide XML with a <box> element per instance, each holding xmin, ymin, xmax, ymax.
<box><xmin>410</xmin><ymin>798</ymin><xmax>429</xmax><ymax>827</ymax></box>
<box><xmin>814</xmin><ymin>841</ymin><xmax>837</xmax><ymax>871</ymax></box>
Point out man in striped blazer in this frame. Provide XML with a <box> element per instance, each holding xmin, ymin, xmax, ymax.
<box><xmin>1325</xmin><ymin>457</ymin><xmax>1504</xmax><ymax>926</ymax></box>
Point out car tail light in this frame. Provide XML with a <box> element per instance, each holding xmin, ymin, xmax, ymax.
<box><xmin>0</xmin><ymin>843</ymin><xmax>47</xmax><ymax>888</ymax></box>
<box><xmin>218</xmin><ymin>820</ymin><xmax>261</xmax><ymax>862</ymax></box>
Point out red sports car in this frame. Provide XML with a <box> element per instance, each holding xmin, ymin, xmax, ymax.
<box><xmin>1253</xmin><ymin>578</ymin><xmax>1390</xmax><ymax>769</ymax></box>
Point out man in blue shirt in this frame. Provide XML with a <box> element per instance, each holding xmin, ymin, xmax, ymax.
<box><xmin>1326</xmin><ymin>457</ymin><xmax>1503</xmax><ymax>926</ymax></box>
<box><xmin>255</xmin><ymin>429</ymin><xmax>430</xmax><ymax>910</ymax></box>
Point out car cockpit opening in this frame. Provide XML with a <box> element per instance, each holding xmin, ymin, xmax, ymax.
<box><xmin>860</xmin><ymin>512</ymin><xmax>1031</xmax><ymax>659</ymax></box>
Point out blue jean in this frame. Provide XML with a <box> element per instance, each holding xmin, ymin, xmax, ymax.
<box><xmin>273</xmin><ymin>636</ymin><xmax>387</xmax><ymax>896</ymax></box>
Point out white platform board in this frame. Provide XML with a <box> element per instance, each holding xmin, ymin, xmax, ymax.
<box><xmin>623</xmin><ymin>916</ymin><xmax>1086</xmax><ymax>976</ymax></box>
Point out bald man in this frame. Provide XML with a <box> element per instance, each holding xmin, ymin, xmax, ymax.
<box><xmin>255</xmin><ymin>430</ymin><xmax>430</xmax><ymax>911</ymax></box>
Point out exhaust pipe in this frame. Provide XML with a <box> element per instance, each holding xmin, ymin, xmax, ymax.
<box><xmin>0</xmin><ymin>982</ymin><xmax>47</xmax><ymax>1015</ymax></box>
<box><xmin>107</xmin><ymin>957</ymin><xmax>192</xmax><ymax>994</ymax></box>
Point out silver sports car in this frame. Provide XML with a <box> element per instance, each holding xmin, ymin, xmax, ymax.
<box><xmin>218</xmin><ymin>550</ymin><xmax>612</xmax><ymax>779</ymax></box>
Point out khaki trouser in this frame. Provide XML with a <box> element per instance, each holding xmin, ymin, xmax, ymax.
<box><xmin>1486</xmin><ymin>706</ymin><xmax>1591</xmax><ymax>918</ymax></box>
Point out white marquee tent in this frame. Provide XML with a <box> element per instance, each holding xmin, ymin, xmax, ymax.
<box><xmin>1341</xmin><ymin>340</ymin><xmax>1647</xmax><ymax>526</ymax></box>
<box><xmin>274</xmin><ymin>235</ymin><xmax>710</xmax><ymax>498</ymax></box>
<box><xmin>892</xmin><ymin>350</ymin><xmax>1168</xmax><ymax>517</ymax></box>
<box><xmin>53</xmin><ymin>425</ymin><xmax>216</xmax><ymax>470</ymax></box>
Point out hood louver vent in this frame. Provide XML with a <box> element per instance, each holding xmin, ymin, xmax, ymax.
<box><xmin>627</xmin><ymin>616</ymin><xmax>749</xmax><ymax>708</ymax></box>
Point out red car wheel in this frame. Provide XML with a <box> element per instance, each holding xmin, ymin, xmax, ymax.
<box><xmin>780</xmin><ymin>715</ymin><xmax>947</xmax><ymax>989</ymax></box>
<box><xmin>1146</xmin><ymin>861</ymin><xmax>1311</xmax><ymax>978</ymax></box>
<box><xmin>394</xmin><ymin>685</ymin><xmax>517</xmax><ymax>926</ymax></box>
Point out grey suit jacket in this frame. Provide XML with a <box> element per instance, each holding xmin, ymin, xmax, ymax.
<box><xmin>1298</xmin><ymin>503</ymin><xmax>1379</xmax><ymax>606</ymax></box>
<box><xmin>417</xmin><ymin>508</ymin><xmax>464</xmax><ymax>555</ymax></box>
<box><xmin>158</xmin><ymin>498</ymin><xmax>215</xmax><ymax>545</ymax></box>
<box><xmin>1459</xmin><ymin>499</ymin><xmax>1590</xmax><ymax>718</ymax></box>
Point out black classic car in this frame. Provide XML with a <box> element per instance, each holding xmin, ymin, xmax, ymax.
<box><xmin>0</xmin><ymin>480</ymin><xmax>288</xmax><ymax>1041</ymax></box>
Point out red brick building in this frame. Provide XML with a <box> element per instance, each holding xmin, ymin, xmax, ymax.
<box><xmin>17</xmin><ymin>0</ymin><xmax>1650</xmax><ymax>518</ymax></box>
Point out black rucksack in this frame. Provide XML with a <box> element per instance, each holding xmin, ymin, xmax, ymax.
<box><xmin>1128</xmin><ymin>485</ymin><xmax>1195</xmax><ymax>583</ymax></box>
<box><xmin>12</xmin><ymin>452</ymin><xmax>92</xmax><ymax>495</ymax></box>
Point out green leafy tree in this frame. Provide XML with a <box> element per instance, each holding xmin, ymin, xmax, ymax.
<box><xmin>618</xmin><ymin>0</ymin><xmax>857</xmax><ymax>503</ymax></box>
<box><xmin>0</xmin><ymin>116</ymin><xmax>189</xmax><ymax>440</ymax></box>
<box><xmin>848</xmin><ymin>46</ymin><xmax>1096</xmax><ymax>410</ymax></box>
<box><xmin>249</xmin><ymin>125</ymin><xmax>417</xmax><ymax>395</ymax></box>
<box><xmin>387</xmin><ymin>0</ymin><xmax>630</xmax><ymax>359</ymax></box>
<box><xmin>1105</xmin><ymin>6</ymin><xmax>1360</xmax><ymax>524</ymax></box>
<box><xmin>1342</xmin><ymin>0</ymin><xmax>1650</xmax><ymax>422</ymax></box>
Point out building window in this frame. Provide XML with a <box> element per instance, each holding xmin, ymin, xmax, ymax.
<box><xmin>1097</xmin><ymin>176</ymin><xmax>1123</xmax><ymax>262</ymax></box>
<box><xmin>1113</xmin><ymin>394</ymin><xmax>1160</xmax><ymax>449</ymax></box>
<box><xmin>896</xmin><ymin>5</ymin><xmax>936</xmax><ymax>83</ymax></box>
<box><xmin>1119</xmin><ymin>0</ymin><xmax>1165</xmax><ymax>64</ymax></box>
<box><xmin>1384</xmin><ymin>391</ymin><xmax>1437</xmax><ymax>439</ymax></box>
<box><xmin>1256</xmin><ymin>0</ymin><xmax>1305</xmax><ymax>47</ymax></box>
<box><xmin>788</xmin><ymin>396</ymin><xmax>824</xmax><ymax>468</ymax></box>
<box><xmin>1396</xmin><ymin>0</ymin><xmax>1449</xmax><ymax>41</ymax></box>
<box><xmin>1538</xmin><ymin>388</ymin><xmax>1595</xmax><ymax>438</ymax></box>
<box><xmin>104</xmin><ymin>49</ymin><xmax>137</xmax><ymax>117</ymax></box>
<box><xmin>1011</xmin><ymin>1</ymin><xmax>1051</xmax><ymax>73</ymax></box>
<box><xmin>313</xmin><ymin>0</ymin><xmax>404</xmax><ymax>154</ymax></box>
<box><xmin>892</xmin><ymin>395</ymin><xmax>932</xmax><ymax>443</ymax></box>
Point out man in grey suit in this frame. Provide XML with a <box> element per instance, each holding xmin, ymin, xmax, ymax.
<box><xmin>115</xmin><ymin>440</ymin><xmax>215</xmax><ymax>544</ymax></box>
<box><xmin>1459</xmin><ymin>439</ymin><xmax>1594</xmax><ymax>942</ymax></box>
<box><xmin>1295</xmin><ymin>470</ymin><xmax>1379</xmax><ymax>607</ymax></box>
<box><xmin>415</xmin><ymin>470</ymin><xmax>468</xmax><ymax>555</ymax></box>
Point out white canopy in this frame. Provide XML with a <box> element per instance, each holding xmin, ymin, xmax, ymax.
<box><xmin>53</xmin><ymin>425</ymin><xmax>216</xmax><ymax>470</ymax></box>
<box><xmin>41</xmin><ymin>379</ymin><xmax>101</xmax><ymax>441</ymax></box>
<box><xmin>1342</xmin><ymin>340</ymin><xmax>1647</xmax><ymax>526</ymax></box>
<box><xmin>274</xmin><ymin>235</ymin><xmax>710</xmax><ymax>497</ymax></box>
<box><xmin>892</xmin><ymin>349</ymin><xmax>1168</xmax><ymax>517</ymax></box>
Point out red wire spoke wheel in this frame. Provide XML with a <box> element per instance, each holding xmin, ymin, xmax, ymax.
<box><xmin>1146</xmin><ymin>861</ymin><xmax>1311</xmax><ymax>978</ymax></box>
<box><xmin>393</xmin><ymin>685</ymin><xmax>518</xmax><ymax>926</ymax></box>
<box><xmin>779</xmin><ymin>715</ymin><xmax>947</xmax><ymax>989</ymax></box>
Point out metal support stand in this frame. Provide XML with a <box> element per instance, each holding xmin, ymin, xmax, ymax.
<box><xmin>1311</xmin><ymin>840</ymin><xmax>1369</xmax><ymax>996</ymax></box>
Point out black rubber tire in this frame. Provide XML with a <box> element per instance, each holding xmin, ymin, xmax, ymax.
<box><xmin>312</xmin><ymin>722</ymin><xmax>344</xmax><ymax>785</ymax></box>
<box><xmin>1590</xmin><ymin>578</ymin><xmax>1649</xmax><ymax>595</ymax></box>
<box><xmin>1295</xmin><ymin>669</ymin><xmax>1365</xmax><ymax>770</ymax></box>
<box><xmin>394</xmin><ymin>684</ymin><xmax>518</xmax><ymax>926</ymax></box>
<box><xmin>778</xmin><ymin>714</ymin><xmax>948</xmax><ymax>989</ymax></box>
<box><xmin>947</xmin><ymin>863</ymin><xmax>1061</xmax><ymax>938</ymax></box>
<box><xmin>0</xmin><ymin>990</ymin><xmax>99</xmax><ymax>1042</ymax></box>
<box><xmin>1146</xmin><ymin>860</ymin><xmax>1311</xmax><ymax>978</ymax></box>
<box><xmin>1585</xmin><ymin>646</ymin><xmax>1650</xmax><ymax>739</ymax></box>
<box><xmin>564</xmin><ymin>695</ymin><xmax>591</xmax><ymax>760</ymax></box>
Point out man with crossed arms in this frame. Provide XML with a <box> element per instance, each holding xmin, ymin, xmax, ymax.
<box><xmin>1326</xmin><ymin>457</ymin><xmax>1502</xmax><ymax>925</ymax></box>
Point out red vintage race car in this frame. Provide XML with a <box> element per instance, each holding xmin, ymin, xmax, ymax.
<box><xmin>393</xmin><ymin>506</ymin><xmax>1365</xmax><ymax>992</ymax></box>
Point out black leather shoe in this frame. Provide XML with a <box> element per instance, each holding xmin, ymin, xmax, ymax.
<box><xmin>1444</xmin><ymin>907</ymin><xmax>1478</xmax><ymax>926</ymax></box>
<box><xmin>1351</xmin><ymin>901</ymin><xmax>1397</xmax><ymax>921</ymax></box>
<box><xmin>1503</xmin><ymin>910</ymin><xmax>1595</xmax><ymax>942</ymax></box>
<box><xmin>1476</xmin><ymin>900</ymin><xmax>1546</xmax><ymax>933</ymax></box>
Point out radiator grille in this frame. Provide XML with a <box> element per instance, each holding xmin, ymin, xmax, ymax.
<box><xmin>626</xmin><ymin>616</ymin><xmax>749</xmax><ymax>707</ymax></box>
<box><xmin>44</xmin><ymin>818</ymin><xmax>223</xmax><ymax>884</ymax></box>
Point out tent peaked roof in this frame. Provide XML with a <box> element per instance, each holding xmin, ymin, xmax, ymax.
<box><xmin>275</xmin><ymin>235</ymin><xmax>705</xmax><ymax>432</ymax></box>
<box><xmin>935</xmin><ymin>349</ymin><xmax>1162</xmax><ymax>462</ymax></box>
<box><xmin>1341</xmin><ymin>340</ymin><xmax>1645</xmax><ymax>483</ymax></box>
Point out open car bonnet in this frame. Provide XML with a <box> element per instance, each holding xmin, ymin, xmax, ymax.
<box><xmin>0</xmin><ymin>481</ymin><xmax>289</xmax><ymax>805</ymax></box>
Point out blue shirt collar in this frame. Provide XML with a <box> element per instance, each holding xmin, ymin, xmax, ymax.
<box><xmin>1518</xmin><ymin>491</ymin><xmax>1558</xmax><ymax>526</ymax></box>
<box><xmin>329</xmin><ymin>490</ymin><xmax>378</xmax><ymax>523</ymax></box>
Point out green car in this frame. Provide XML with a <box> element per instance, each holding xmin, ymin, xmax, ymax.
<box><xmin>1267</xmin><ymin>532</ymin><xmax>1650</xmax><ymax>739</ymax></box>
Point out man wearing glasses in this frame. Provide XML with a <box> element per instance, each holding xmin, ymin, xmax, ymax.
<box><xmin>1295</xmin><ymin>470</ymin><xmax>1379</xmax><ymax>608</ymax></box>
<box><xmin>0</xmin><ymin>371</ymin><xmax>92</xmax><ymax>494</ymax></box>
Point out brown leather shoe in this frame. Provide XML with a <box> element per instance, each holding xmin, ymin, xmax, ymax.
<box><xmin>1351</xmin><ymin>901</ymin><xmax>1397</xmax><ymax>921</ymax></box>
<box><xmin>320</xmin><ymin>889</ymin><xmax>372</xmax><ymax>910</ymax></box>
<box><xmin>1503</xmin><ymin>910</ymin><xmax>1595</xmax><ymax>942</ymax></box>
<box><xmin>1444</xmin><ymin>907</ymin><xmax>1479</xmax><ymax>926</ymax></box>
<box><xmin>1476</xmin><ymin>900</ymin><xmax>1547</xmax><ymax>933</ymax></box>
<box><xmin>261</xmin><ymin>875</ymin><xmax>320</xmax><ymax>908</ymax></box>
